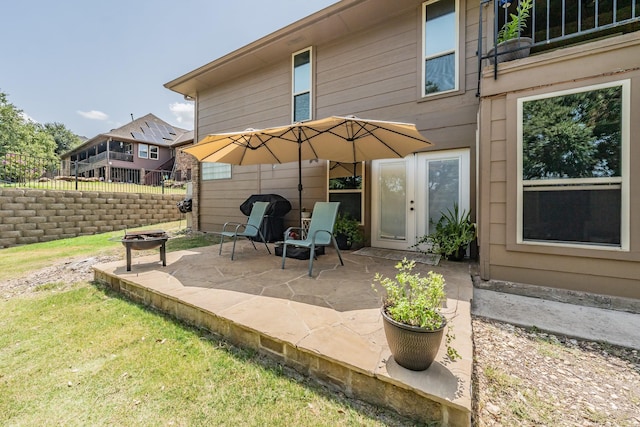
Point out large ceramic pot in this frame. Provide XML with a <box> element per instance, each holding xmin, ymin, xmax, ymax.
<box><xmin>381</xmin><ymin>309</ymin><xmax>445</xmax><ymax>371</ymax></box>
<box><xmin>487</xmin><ymin>37</ymin><xmax>533</xmax><ymax>64</ymax></box>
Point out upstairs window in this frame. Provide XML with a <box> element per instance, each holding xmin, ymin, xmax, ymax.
<box><xmin>138</xmin><ymin>144</ymin><xmax>149</xmax><ymax>159</ymax></box>
<box><xmin>149</xmin><ymin>146</ymin><xmax>159</xmax><ymax>160</ymax></box>
<box><xmin>518</xmin><ymin>81</ymin><xmax>629</xmax><ymax>249</ymax></box>
<box><xmin>423</xmin><ymin>0</ymin><xmax>458</xmax><ymax>96</ymax></box>
<box><xmin>292</xmin><ymin>48</ymin><xmax>312</xmax><ymax>122</ymax></box>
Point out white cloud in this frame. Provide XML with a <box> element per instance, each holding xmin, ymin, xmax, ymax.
<box><xmin>77</xmin><ymin>110</ymin><xmax>109</xmax><ymax>120</ymax></box>
<box><xmin>19</xmin><ymin>112</ymin><xmax>38</xmax><ymax>123</ymax></box>
<box><xmin>169</xmin><ymin>102</ymin><xmax>194</xmax><ymax>126</ymax></box>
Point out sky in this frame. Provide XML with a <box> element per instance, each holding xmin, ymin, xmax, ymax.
<box><xmin>1</xmin><ymin>0</ymin><xmax>338</xmax><ymax>139</ymax></box>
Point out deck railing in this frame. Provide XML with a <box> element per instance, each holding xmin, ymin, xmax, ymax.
<box><xmin>1</xmin><ymin>152</ymin><xmax>186</xmax><ymax>195</ymax></box>
<box><xmin>477</xmin><ymin>0</ymin><xmax>640</xmax><ymax>94</ymax></box>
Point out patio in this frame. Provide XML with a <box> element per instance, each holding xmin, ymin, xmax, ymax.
<box><xmin>93</xmin><ymin>241</ymin><xmax>473</xmax><ymax>426</ymax></box>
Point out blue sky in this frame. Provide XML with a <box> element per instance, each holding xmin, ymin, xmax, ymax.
<box><xmin>1</xmin><ymin>0</ymin><xmax>337</xmax><ymax>138</ymax></box>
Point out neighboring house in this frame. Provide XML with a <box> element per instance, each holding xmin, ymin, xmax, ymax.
<box><xmin>164</xmin><ymin>0</ymin><xmax>640</xmax><ymax>301</ymax></box>
<box><xmin>61</xmin><ymin>114</ymin><xmax>194</xmax><ymax>185</ymax></box>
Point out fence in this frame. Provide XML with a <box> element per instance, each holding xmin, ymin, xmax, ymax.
<box><xmin>1</xmin><ymin>152</ymin><xmax>187</xmax><ymax>195</ymax></box>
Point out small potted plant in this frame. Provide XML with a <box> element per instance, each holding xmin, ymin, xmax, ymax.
<box><xmin>333</xmin><ymin>213</ymin><xmax>364</xmax><ymax>250</ymax></box>
<box><xmin>301</xmin><ymin>207</ymin><xmax>311</xmax><ymax>219</ymax></box>
<box><xmin>488</xmin><ymin>0</ymin><xmax>533</xmax><ymax>64</ymax></box>
<box><xmin>373</xmin><ymin>258</ymin><xmax>459</xmax><ymax>371</ymax></box>
<box><xmin>413</xmin><ymin>204</ymin><xmax>476</xmax><ymax>261</ymax></box>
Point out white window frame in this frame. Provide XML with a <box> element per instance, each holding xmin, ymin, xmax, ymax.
<box><xmin>516</xmin><ymin>80</ymin><xmax>630</xmax><ymax>251</ymax></box>
<box><xmin>202</xmin><ymin>162</ymin><xmax>231</xmax><ymax>180</ymax></box>
<box><xmin>327</xmin><ymin>161</ymin><xmax>365</xmax><ymax>225</ymax></box>
<box><xmin>138</xmin><ymin>143</ymin><xmax>149</xmax><ymax>159</ymax></box>
<box><xmin>421</xmin><ymin>0</ymin><xmax>459</xmax><ymax>98</ymax></box>
<box><xmin>149</xmin><ymin>145</ymin><xmax>159</xmax><ymax>160</ymax></box>
<box><xmin>292</xmin><ymin>47</ymin><xmax>313</xmax><ymax>123</ymax></box>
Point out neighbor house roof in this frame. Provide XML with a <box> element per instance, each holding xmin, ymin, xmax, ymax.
<box><xmin>164</xmin><ymin>0</ymin><xmax>416</xmax><ymax>98</ymax></box>
<box><xmin>63</xmin><ymin>113</ymin><xmax>193</xmax><ymax>157</ymax></box>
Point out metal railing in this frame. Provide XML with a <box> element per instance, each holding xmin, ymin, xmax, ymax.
<box><xmin>1</xmin><ymin>152</ymin><xmax>187</xmax><ymax>195</ymax></box>
<box><xmin>477</xmin><ymin>0</ymin><xmax>640</xmax><ymax>95</ymax></box>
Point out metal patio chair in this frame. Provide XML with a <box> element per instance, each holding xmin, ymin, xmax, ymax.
<box><xmin>214</xmin><ymin>201</ymin><xmax>271</xmax><ymax>260</ymax></box>
<box><xmin>281</xmin><ymin>201</ymin><xmax>344</xmax><ymax>277</ymax></box>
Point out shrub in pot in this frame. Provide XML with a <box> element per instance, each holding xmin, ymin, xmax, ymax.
<box><xmin>373</xmin><ymin>258</ymin><xmax>459</xmax><ymax>371</ymax></box>
<box><xmin>413</xmin><ymin>204</ymin><xmax>476</xmax><ymax>261</ymax></box>
<box><xmin>333</xmin><ymin>213</ymin><xmax>364</xmax><ymax>250</ymax></box>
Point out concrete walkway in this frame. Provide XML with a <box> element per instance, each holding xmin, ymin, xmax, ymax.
<box><xmin>473</xmin><ymin>288</ymin><xmax>640</xmax><ymax>350</ymax></box>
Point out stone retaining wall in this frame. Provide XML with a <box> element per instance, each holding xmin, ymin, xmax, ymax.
<box><xmin>0</xmin><ymin>188</ymin><xmax>184</xmax><ymax>248</ymax></box>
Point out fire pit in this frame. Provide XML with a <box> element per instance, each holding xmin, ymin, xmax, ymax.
<box><xmin>121</xmin><ymin>230</ymin><xmax>168</xmax><ymax>271</ymax></box>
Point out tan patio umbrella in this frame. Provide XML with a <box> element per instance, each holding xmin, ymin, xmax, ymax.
<box><xmin>183</xmin><ymin>116</ymin><xmax>433</xmax><ymax>224</ymax></box>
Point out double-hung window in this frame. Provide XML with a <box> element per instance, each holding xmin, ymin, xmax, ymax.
<box><xmin>292</xmin><ymin>48</ymin><xmax>312</xmax><ymax>122</ymax></box>
<box><xmin>328</xmin><ymin>161</ymin><xmax>364</xmax><ymax>223</ymax></box>
<box><xmin>138</xmin><ymin>144</ymin><xmax>149</xmax><ymax>159</ymax></box>
<box><xmin>422</xmin><ymin>0</ymin><xmax>458</xmax><ymax>96</ymax></box>
<box><xmin>517</xmin><ymin>80</ymin><xmax>629</xmax><ymax>249</ymax></box>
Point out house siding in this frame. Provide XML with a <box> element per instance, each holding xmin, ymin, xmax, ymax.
<box><xmin>194</xmin><ymin>0</ymin><xmax>480</xmax><ymax>234</ymax></box>
<box><xmin>479</xmin><ymin>32</ymin><xmax>640</xmax><ymax>299</ymax></box>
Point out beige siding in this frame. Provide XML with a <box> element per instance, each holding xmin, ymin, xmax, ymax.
<box><xmin>479</xmin><ymin>32</ymin><xmax>640</xmax><ymax>299</ymax></box>
<box><xmin>193</xmin><ymin>0</ymin><xmax>481</xmax><ymax>235</ymax></box>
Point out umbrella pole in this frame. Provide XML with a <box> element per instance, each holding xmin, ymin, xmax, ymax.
<box><xmin>298</xmin><ymin>131</ymin><xmax>303</xmax><ymax>228</ymax></box>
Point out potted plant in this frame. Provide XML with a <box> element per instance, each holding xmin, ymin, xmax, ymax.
<box><xmin>413</xmin><ymin>204</ymin><xmax>476</xmax><ymax>261</ymax></box>
<box><xmin>301</xmin><ymin>207</ymin><xmax>311</xmax><ymax>219</ymax></box>
<box><xmin>488</xmin><ymin>0</ymin><xmax>533</xmax><ymax>64</ymax></box>
<box><xmin>334</xmin><ymin>213</ymin><xmax>364</xmax><ymax>250</ymax></box>
<box><xmin>373</xmin><ymin>258</ymin><xmax>459</xmax><ymax>371</ymax></box>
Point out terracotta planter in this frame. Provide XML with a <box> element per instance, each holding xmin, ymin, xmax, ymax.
<box><xmin>487</xmin><ymin>37</ymin><xmax>533</xmax><ymax>64</ymax></box>
<box><xmin>381</xmin><ymin>309</ymin><xmax>445</xmax><ymax>371</ymax></box>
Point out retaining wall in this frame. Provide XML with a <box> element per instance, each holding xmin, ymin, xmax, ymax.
<box><xmin>0</xmin><ymin>188</ymin><xmax>184</xmax><ymax>248</ymax></box>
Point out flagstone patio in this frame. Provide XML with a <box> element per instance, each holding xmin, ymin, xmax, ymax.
<box><xmin>93</xmin><ymin>241</ymin><xmax>473</xmax><ymax>426</ymax></box>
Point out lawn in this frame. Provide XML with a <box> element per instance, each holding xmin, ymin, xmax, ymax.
<box><xmin>0</xmin><ymin>224</ymin><xmax>408</xmax><ymax>426</ymax></box>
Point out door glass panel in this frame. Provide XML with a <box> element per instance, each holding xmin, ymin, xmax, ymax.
<box><xmin>427</xmin><ymin>159</ymin><xmax>459</xmax><ymax>234</ymax></box>
<box><xmin>378</xmin><ymin>161</ymin><xmax>406</xmax><ymax>240</ymax></box>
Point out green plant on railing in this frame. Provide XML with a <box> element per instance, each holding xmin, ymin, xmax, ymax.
<box><xmin>497</xmin><ymin>0</ymin><xmax>533</xmax><ymax>43</ymax></box>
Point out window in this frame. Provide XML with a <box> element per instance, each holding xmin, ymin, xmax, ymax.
<box><xmin>328</xmin><ymin>161</ymin><xmax>364</xmax><ymax>223</ymax></box>
<box><xmin>292</xmin><ymin>48</ymin><xmax>312</xmax><ymax>122</ymax></box>
<box><xmin>149</xmin><ymin>146</ymin><xmax>159</xmax><ymax>160</ymax></box>
<box><xmin>422</xmin><ymin>0</ymin><xmax>458</xmax><ymax>96</ymax></box>
<box><xmin>138</xmin><ymin>144</ymin><xmax>149</xmax><ymax>159</ymax></box>
<box><xmin>202</xmin><ymin>163</ymin><xmax>231</xmax><ymax>180</ymax></box>
<box><xmin>518</xmin><ymin>81</ymin><xmax>629</xmax><ymax>249</ymax></box>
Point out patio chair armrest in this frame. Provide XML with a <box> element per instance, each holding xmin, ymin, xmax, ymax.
<box><xmin>222</xmin><ymin>222</ymin><xmax>246</xmax><ymax>233</ymax></box>
<box><xmin>311</xmin><ymin>229</ymin><xmax>333</xmax><ymax>242</ymax></box>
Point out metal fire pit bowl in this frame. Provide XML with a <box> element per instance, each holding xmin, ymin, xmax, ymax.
<box><xmin>121</xmin><ymin>230</ymin><xmax>168</xmax><ymax>271</ymax></box>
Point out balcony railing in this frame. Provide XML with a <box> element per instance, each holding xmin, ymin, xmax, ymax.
<box><xmin>477</xmin><ymin>0</ymin><xmax>640</xmax><ymax>94</ymax></box>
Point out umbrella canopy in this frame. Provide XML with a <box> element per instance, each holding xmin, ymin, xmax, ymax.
<box><xmin>183</xmin><ymin>116</ymin><xmax>433</xmax><ymax>224</ymax></box>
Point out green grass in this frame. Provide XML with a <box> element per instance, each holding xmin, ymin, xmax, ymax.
<box><xmin>0</xmin><ymin>225</ymin><xmax>408</xmax><ymax>426</ymax></box>
<box><xmin>0</xmin><ymin>221</ymin><xmax>212</xmax><ymax>281</ymax></box>
<box><xmin>0</xmin><ymin>181</ymin><xmax>186</xmax><ymax>195</ymax></box>
<box><xmin>0</xmin><ymin>285</ymin><xmax>398</xmax><ymax>426</ymax></box>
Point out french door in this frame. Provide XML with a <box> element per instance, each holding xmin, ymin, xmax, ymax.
<box><xmin>371</xmin><ymin>149</ymin><xmax>470</xmax><ymax>250</ymax></box>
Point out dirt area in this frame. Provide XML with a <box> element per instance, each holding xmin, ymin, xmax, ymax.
<box><xmin>3</xmin><ymin>257</ymin><xmax>640</xmax><ymax>426</ymax></box>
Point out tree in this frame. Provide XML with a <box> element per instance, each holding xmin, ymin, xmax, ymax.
<box><xmin>44</xmin><ymin>122</ymin><xmax>83</xmax><ymax>155</ymax></box>
<box><xmin>0</xmin><ymin>91</ymin><xmax>57</xmax><ymax>161</ymax></box>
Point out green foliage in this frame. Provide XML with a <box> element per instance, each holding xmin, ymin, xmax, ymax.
<box><xmin>0</xmin><ymin>92</ymin><xmax>57</xmax><ymax>161</ymax></box>
<box><xmin>414</xmin><ymin>204</ymin><xmax>476</xmax><ymax>260</ymax></box>
<box><xmin>522</xmin><ymin>86</ymin><xmax>622</xmax><ymax>180</ymax></box>
<box><xmin>43</xmin><ymin>122</ymin><xmax>83</xmax><ymax>155</ymax></box>
<box><xmin>372</xmin><ymin>259</ymin><xmax>459</xmax><ymax>360</ymax></box>
<box><xmin>334</xmin><ymin>213</ymin><xmax>364</xmax><ymax>244</ymax></box>
<box><xmin>497</xmin><ymin>0</ymin><xmax>533</xmax><ymax>43</ymax></box>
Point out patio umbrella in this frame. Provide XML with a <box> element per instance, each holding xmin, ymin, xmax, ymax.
<box><xmin>183</xmin><ymin>116</ymin><xmax>433</xmax><ymax>224</ymax></box>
